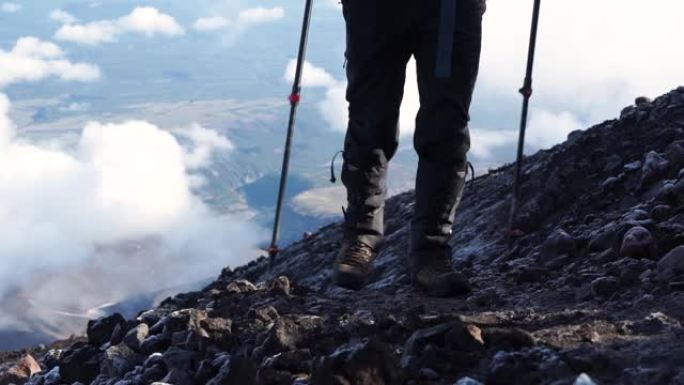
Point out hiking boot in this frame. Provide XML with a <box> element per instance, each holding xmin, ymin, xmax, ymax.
<box><xmin>410</xmin><ymin>249</ymin><xmax>470</xmax><ymax>297</ymax></box>
<box><xmin>333</xmin><ymin>241</ymin><xmax>377</xmax><ymax>290</ymax></box>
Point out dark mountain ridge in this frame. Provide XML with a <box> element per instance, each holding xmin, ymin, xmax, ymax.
<box><xmin>2</xmin><ymin>86</ymin><xmax>684</xmax><ymax>385</ymax></box>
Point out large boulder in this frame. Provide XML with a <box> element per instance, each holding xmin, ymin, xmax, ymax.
<box><xmin>123</xmin><ymin>323</ymin><xmax>150</xmax><ymax>351</ymax></box>
<box><xmin>0</xmin><ymin>355</ymin><xmax>41</xmax><ymax>385</ymax></box>
<box><xmin>59</xmin><ymin>343</ymin><xmax>103</xmax><ymax>384</ymax></box>
<box><xmin>401</xmin><ymin>321</ymin><xmax>484</xmax><ymax>373</ymax></box>
<box><xmin>87</xmin><ymin>313</ymin><xmax>126</xmax><ymax>346</ymax></box>
<box><xmin>312</xmin><ymin>339</ymin><xmax>403</xmax><ymax>385</ymax></box>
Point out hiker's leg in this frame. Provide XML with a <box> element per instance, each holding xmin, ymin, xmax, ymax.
<box><xmin>341</xmin><ymin>0</ymin><xmax>413</xmax><ymax>249</ymax></box>
<box><xmin>411</xmin><ymin>0</ymin><xmax>484</xmax><ymax>254</ymax></box>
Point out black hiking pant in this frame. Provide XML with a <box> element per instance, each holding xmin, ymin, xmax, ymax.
<box><xmin>341</xmin><ymin>0</ymin><xmax>485</xmax><ymax>255</ymax></box>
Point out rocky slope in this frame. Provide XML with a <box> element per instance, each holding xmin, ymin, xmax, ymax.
<box><xmin>2</xmin><ymin>87</ymin><xmax>684</xmax><ymax>385</ymax></box>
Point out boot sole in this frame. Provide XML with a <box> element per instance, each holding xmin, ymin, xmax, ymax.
<box><xmin>333</xmin><ymin>266</ymin><xmax>368</xmax><ymax>291</ymax></box>
<box><xmin>411</xmin><ymin>274</ymin><xmax>471</xmax><ymax>298</ymax></box>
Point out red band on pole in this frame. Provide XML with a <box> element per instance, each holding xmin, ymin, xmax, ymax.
<box><xmin>289</xmin><ymin>94</ymin><xmax>301</xmax><ymax>104</ymax></box>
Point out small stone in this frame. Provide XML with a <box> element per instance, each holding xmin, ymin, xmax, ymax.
<box><xmin>635</xmin><ymin>96</ymin><xmax>652</xmax><ymax>106</ymax></box>
<box><xmin>601</xmin><ymin>176</ymin><xmax>621</xmax><ymax>191</ymax></box>
<box><xmin>488</xmin><ymin>348</ymin><xmax>572</xmax><ymax>385</ymax></box>
<box><xmin>124</xmin><ymin>323</ymin><xmax>149</xmax><ymax>351</ymax></box>
<box><xmin>226</xmin><ymin>279</ymin><xmax>258</xmax><ymax>294</ymax></box>
<box><xmin>665</xmin><ymin>142</ymin><xmax>684</xmax><ymax>170</ymax></box>
<box><xmin>162</xmin><ymin>347</ymin><xmax>197</xmax><ymax>371</ymax></box>
<box><xmin>640</xmin><ymin>151</ymin><xmax>670</xmax><ymax>188</ymax></box>
<box><xmin>483</xmin><ymin>328</ymin><xmax>536</xmax><ymax>350</ymax></box>
<box><xmin>269</xmin><ymin>276</ymin><xmax>292</xmax><ymax>296</ymax></box>
<box><xmin>454</xmin><ymin>377</ymin><xmax>485</xmax><ymax>385</ymax></box>
<box><xmin>670</xmin><ymin>281</ymin><xmax>684</xmax><ymax>291</ymax></box>
<box><xmin>206</xmin><ymin>355</ymin><xmax>258</xmax><ymax>385</ymax></box>
<box><xmin>591</xmin><ymin>276</ymin><xmax>620</xmax><ymax>298</ymax></box>
<box><xmin>199</xmin><ymin>317</ymin><xmax>233</xmax><ymax>349</ymax></box>
<box><xmin>101</xmin><ymin>344</ymin><xmax>143</xmax><ymax>378</ymax></box>
<box><xmin>160</xmin><ymin>369</ymin><xmax>194</xmax><ymax>385</ymax></box>
<box><xmin>588</xmin><ymin>227</ymin><xmax>618</xmax><ymax>252</ymax></box>
<box><xmin>403</xmin><ymin>321</ymin><xmax>484</xmax><ymax>371</ymax></box>
<box><xmin>624</xmin><ymin>160</ymin><xmax>643</xmax><ymax>173</ymax></box>
<box><xmin>604</xmin><ymin>154</ymin><xmax>623</xmax><ymax>173</ymax></box>
<box><xmin>629</xmin><ymin>312</ymin><xmax>679</xmax><ymax>335</ymax></box>
<box><xmin>657</xmin><ymin>246</ymin><xmax>684</xmax><ymax>282</ymax></box>
<box><xmin>258</xmin><ymin>317</ymin><xmax>303</xmax><ymax>357</ymax></box>
<box><xmin>620</xmin><ymin>226</ymin><xmax>654</xmax><ymax>258</ymax></box>
<box><xmin>650</xmin><ymin>205</ymin><xmax>672</xmax><ymax>221</ymax></box>
<box><xmin>574</xmin><ymin>373</ymin><xmax>598</xmax><ymax>385</ymax></box>
<box><xmin>141</xmin><ymin>335</ymin><xmax>170</xmax><ymax>355</ymax></box>
<box><xmin>43</xmin><ymin>367</ymin><xmax>61</xmax><ymax>385</ymax></box>
<box><xmin>143</xmin><ymin>353</ymin><xmax>164</xmax><ymax>368</ymax></box>
<box><xmin>142</xmin><ymin>365</ymin><xmax>167</xmax><ymax>384</ymax></box>
<box><xmin>419</xmin><ymin>368</ymin><xmax>440</xmax><ymax>380</ymax></box>
<box><xmin>249</xmin><ymin>306</ymin><xmax>280</xmax><ymax>323</ymax></box>
<box><xmin>541</xmin><ymin>229</ymin><xmax>577</xmax><ymax>260</ymax></box>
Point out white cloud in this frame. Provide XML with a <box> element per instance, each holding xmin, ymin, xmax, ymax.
<box><xmin>193</xmin><ymin>7</ymin><xmax>284</xmax><ymax>37</ymax></box>
<box><xmin>50</xmin><ymin>9</ymin><xmax>78</xmax><ymax>24</ymax></box>
<box><xmin>174</xmin><ymin>123</ymin><xmax>234</xmax><ymax>169</ymax></box>
<box><xmin>193</xmin><ymin>16</ymin><xmax>230</xmax><ymax>31</ymax></box>
<box><xmin>55</xmin><ymin>7</ymin><xmax>184</xmax><ymax>46</ymax></box>
<box><xmin>318</xmin><ymin>83</ymin><xmax>347</xmax><ymax>132</ymax></box>
<box><xmin>118</xmin><ymin>7</ymin><xmax>185</xmax><ymax>37</ymax></box>
<box><xmin>469</xmin><ymin>129</ymin><xmax>517</xmax><ymax>160</ymax></box>
<box><xmin>0</xmin><ymin>32</ymin><xmax>260</xmax><ymax>335</ymax></box>
<box><xmin>237</xmin><ymin>7</ymin><xmax>284</xmax><ymax>28</ymax></box>
<box><xmin>0</xmin><ymin>37</ymin><xmax>101</xmax><ymax>87</ymax></box>
<box><xmin>284</xmin><ymin>59</ymin><xmax>337</xmax><ymax>88</ymax></box>
<box><xmin>0</xmin><ymin>93</ymin><xmax>261</xmax><ymax>336</ymax></box>
<box><xmin>479</xmin><ymin>0</ymin><xmax>684</xmax><ymax>124</ymax></box>
<box><xmin>525</xmin><ymin>109</ymin><xmax>584</xmax><ymax>149</ymax></box>
<box><xmin>55</xmin><ymin>21</ymin><xmax>119</xmax><ymax>45</ymax></box>
<box><xmin>0</xmin><ymin>2</ymin><xmax>20</xmax><ymax>13</ymax></box>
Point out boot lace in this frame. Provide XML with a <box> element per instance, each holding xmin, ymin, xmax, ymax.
<box><xmin>342</xmin><ymin>241</ymin><xmax>375</xmax><ymax>268</ymax></box>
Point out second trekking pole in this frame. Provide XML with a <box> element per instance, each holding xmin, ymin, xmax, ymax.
<box><xmin>509</xmin><ymin>0</ymin><xmax>542</xmax><ymax>232</ymax></box>
<box><xmin>268</xmin><ymin>0</ymin><xmax>315</xmax><ymax>267</ymax></box>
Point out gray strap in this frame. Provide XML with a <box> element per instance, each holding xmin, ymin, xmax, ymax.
<box><xmin>435</xmin><ymin>0</ymin><xmax>458</xmax><ymax>78</ymax></box>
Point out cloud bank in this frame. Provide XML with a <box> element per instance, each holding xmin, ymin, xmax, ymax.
<box><xmin>0</xmin><ymin>37</ymin><xmax>261</xmax><ymax>336</ymax></box>
<box><xmin>192</xmin><ymin>7</ymin><xmax>284</xmax><ymax>36</ymax></box>
<box><xmin>0</xmin><ymin>37</ymin><xmax>101</xmax><ymax>87</ymax></box>
<box><xmin>54</xmin><ymin>7</ymin><xmax>185</xmax><ymax>46</ymax></box>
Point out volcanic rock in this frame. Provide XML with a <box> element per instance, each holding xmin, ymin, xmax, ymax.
<box><xmin>657</xmin><ymin>246</ymin><xmax>684</xmax><ymax>282</ymax></box>
<box><xmin>0</xmin><ymin>355</ymin><xmax>41</xmax><ymax>385</ymax></box>
<box><xmin>87</xmin><ymin>313</ymin><xmax>126</xmax><ymax>346</ymax></box>
<box><xmin>620</xmin><ymin>226</ymin><xmax>654</xmax><ymax>258</ymax></box>
<box><xmin>311</xmin><ymin>339</ymin><xmax>403</xmax><ymax>385</ymax></box>
<box><xmin>123</xmin><ymin>323</ymin><xmax>149</xmax><ymax>351</ymax></box>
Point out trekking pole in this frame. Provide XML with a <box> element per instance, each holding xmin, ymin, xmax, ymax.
<box><xmin>268</xmin><ymin>0</ymin><xmax>315</xmax><ymax>266</ymax></box>
<box><xmin>508</xmin><ymin>0</ymin><xmax>542</xmax><ymax>233</ymax></box>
